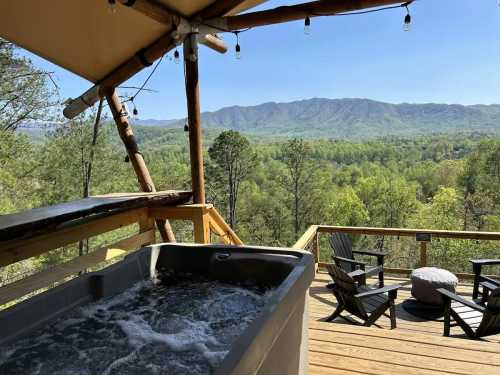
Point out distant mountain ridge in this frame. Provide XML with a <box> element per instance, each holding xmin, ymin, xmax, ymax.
<box><xmin>137</xmin><ymin>98</ymin><xmax>500</xmax><ymax>139</ymax></box>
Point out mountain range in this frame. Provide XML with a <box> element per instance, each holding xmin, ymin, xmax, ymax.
<box><xmin>135</xmin><ymin>98</ymin><xmax>500</xmax><ymax>139</ymax></box>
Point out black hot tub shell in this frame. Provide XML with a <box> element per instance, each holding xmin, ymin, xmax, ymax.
<box><xmin>0</xmin><ymin>243</ymin><xmax>314</xmax><ymax>374</ymax></box>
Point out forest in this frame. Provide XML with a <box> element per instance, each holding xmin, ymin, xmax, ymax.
<box><xmin>1</xmin><ymin>39</ymin><xmax>500</xmax><ymax>292</ymax></box>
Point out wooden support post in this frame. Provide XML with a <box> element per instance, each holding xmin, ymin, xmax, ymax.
<box><xmin>183</xmin><ymin>33</ymin><xmax>206</xmax><ymax>204</ymax></box>
<box><xmin>193</xmin><ymin>206</ymin><xmax>211</xmax><ymax>244</ymax></box>
<box><xmin>419</xmin><ymin>241</ymin><xmax>428</xmax><ymax>267</ymax></box>
<box><xmin>106</xmin><ymin>90</ymin><xmax>176</xmax><ymax>242</ymax></box>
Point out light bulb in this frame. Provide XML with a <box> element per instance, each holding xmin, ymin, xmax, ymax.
<box><xmin>235</xmin><ymin>43</ymin><xmax>241</xmax><ymax>59</ymax></box>
<box><xmin>108</xmin><ymin>0</ymin><xmax>117</xmax><ymax>14</ymax></box>
<box><xmin>304</xmin><ymin>16</ymin><xmax>311</xmax><ymax>35</ymax></box>
<box><xmin>174</xmin><ymin>49</ymin><xmax>180</xmax><ymax>64</ymax></box>
<box><xmin>404</xmin><ymin>13</ymin><xmax>411</xmax><ymax>31</ymax></box>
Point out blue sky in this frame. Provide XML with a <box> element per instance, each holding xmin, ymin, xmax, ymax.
<box><xmin>20</xmin><ymin>0</ymin><xmax>500</xmax><ymax>119</ymax></box>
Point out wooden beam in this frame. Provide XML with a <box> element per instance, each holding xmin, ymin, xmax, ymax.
<box><xmin>149</xmin><ymin>204</ymin><xmax>213</xmax><ymax>221</ymax></box>
<box><xmin>106</xmin><ymin>90</ymin><xmax>176</xmax><ymax>242</ymax></box>
<box><xmin>117</xmin><ymin>0</ymin><xmax>178</xmax><ymax>25</ymax></box>
<box><xmin>199</xmin><ymin>34</ymin><xmax>228</xmax><ymax>54</ymax></box>
<box><xmin>107</xmin><ymin>91</ymin><xmax>157</xmax><ymax>192</ymax></box>
<box><xmin>183</xmin><ymin>34</ymin><xmax>206</xmax><ymax>204</ymax></box>
<box><xmin>0</xmin><ymin>230</ymin><xmax>155</xmax><ymax>307</ymax></box>
<box><xmin>118</xmin><ymin>1</ymin><xmax>227</xmax><ymax>54</ymax></box>
<box><xmin>210</xmin><ymin>0</ymin><xmax>404</xmax><ymax>31</ymax></box>
<box><xmin>63</xmin><ymin>26</ymin><xmax>185</xmax><ymax>119</ymax></box>
<box><xmin>195</xmin><ymin>0</ymin><xmax>248</xmax><ymax>20</ymax></box>
<box><xmin>208</xmin><ymin>206</ymin><xmax>243</xmax><ymax>245</ymax></box>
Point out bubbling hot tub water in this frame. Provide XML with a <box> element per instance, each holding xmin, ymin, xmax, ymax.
<box><xmin>0</xmin><ymin>276</ymin><xmax>273</xmax><ymax>375</ymax></box>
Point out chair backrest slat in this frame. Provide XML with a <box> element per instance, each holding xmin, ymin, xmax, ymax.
<box><xmin>330</xmin><ymin>232</ymin><xmax>355</xmax><ymax>272</ymax></box>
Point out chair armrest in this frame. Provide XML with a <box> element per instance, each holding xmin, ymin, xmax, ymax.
<box><xmin>352</xmin><ymin>250</ymin><xmax>387</xmax><ymax>257</ymax></box>
<box><xmin>470</xmin><ymin>259</ymin><xmax>500</xmax><ymax>266</ymax></box>
<box><xmin>348</xmin><ymin>269</ymin><xmax>368</xmax><ymax>278</ymax></box>
<box><xmin>482</xmin><ymin>276</ymin><xmax>500</xmax><ymax>286</ymax></box>
<box><xmin>344</xmin><ymin>269</ymin><xmax>368</xmax><ymax>285</ymax></box>
<box><xmin>355</xmin><ymin>284</ymin><xmax>400</xmax><ymax>299</ymax></box>
<box><xmin>333</xmin><ymin>256</ymin><xmax>367</xmax><ymax>268</ymax></box>
<box><xmin>437</xmin><ymin>288</ymin><xmax>486</xmax><ymax>312</ymax></box>
<box><xmin>481</xmin><ymin>281</ymin><xmax>500</xmax><ymax>293</ymax></box>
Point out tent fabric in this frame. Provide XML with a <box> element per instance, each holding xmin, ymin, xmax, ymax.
<box><xmin>0</xmin><ymin>0</ymin><xmax>266</xmax><ymax>83</ymax></box>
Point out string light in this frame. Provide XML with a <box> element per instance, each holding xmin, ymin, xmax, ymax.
<box><xmin>130</xmin><ymin>98</ymin><xmax>138</xmax><ymax>117</ymax></box>
<box><xmin>304</xmin><ymin>16</ymin><xmax>311</xmax><ymax>35</ymax></box>
<box><xmin>107</xmin><ymin>0</ymin><xmax>117</xmax><ymax>14</ymax></box>
<box><xmin>403</xmin><ymin>4</ymin><xmax>411</xmax><ymax>31</ymax></box>
<box><xmin>174</xmin><ymin>49</ymin><xmax>180</xmax><ymax>65</ymax></box>
<box><xmin>234</xmin><ymin>32</ymin><xmax>241</xmax><ymax>59</ymax></box>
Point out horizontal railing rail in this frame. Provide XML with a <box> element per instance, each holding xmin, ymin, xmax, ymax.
<box><xmin>294</xmin><ymin>225</ymin><xmax>500</xmax><ymax>280</ymax></box>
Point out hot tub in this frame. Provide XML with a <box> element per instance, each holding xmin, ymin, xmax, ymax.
<box><xmin>0</xmin><ymin>243</ymin><xmax>314</xmax><ymax>374</ymax></box>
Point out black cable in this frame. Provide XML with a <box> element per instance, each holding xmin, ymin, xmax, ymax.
<box><xmin>130</xmin><ymin>53</ymin><xmax>165</xmax><ymax>102</ymax></box>
<box><xmin>314</xmin><ymin>1</ymin><xmax>415</xmax><ymax>17</ymax></box>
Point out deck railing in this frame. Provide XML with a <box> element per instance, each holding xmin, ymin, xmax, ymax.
<box><xmin>0</xmin><ymin>196</ymin><xmax>240</xmax><ymax>309</ymax></box>
<box><xmin>293</xmin><ymin>225</ymin><xmax>500</xmax><ymax>280</ymax></box>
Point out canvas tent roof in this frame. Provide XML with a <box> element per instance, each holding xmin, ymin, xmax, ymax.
<box><xmin>0</xmin><ymin>0</ymin><xmax>265</xmax><ymax>83</ymax></box>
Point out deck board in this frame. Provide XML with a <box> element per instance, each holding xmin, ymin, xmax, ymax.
<box><xmin>308</xmin><ymin>272</ymin><xmax>500</xmax><ymax>375</ymax></box>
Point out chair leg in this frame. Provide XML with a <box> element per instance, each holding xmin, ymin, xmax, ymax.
<box><xmin>443</xmin><ymin>299</ymin><xmax>451</xmax><ymax>337</ymax></box>
<box><xmin>389</xmin><ymin>300</ymin><xmax>396</xmax><ymax>329</ymax></box>
<box><xmin>326</xmin><ymin>303</ymin><xmax>344</xmax><ymax>322</ymax></box>
<box><xmin>378</xmin><ymin>270</ymin><xmax>384</xmax><ymax>288</ymax></box>
<box><xmin>472</xmin><ymin>264</ymin><xmax>482</xmax><ymax>300</ymax></box>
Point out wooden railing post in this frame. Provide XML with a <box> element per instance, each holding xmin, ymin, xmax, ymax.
<box><xmin>312</xmin><ymin>232</ymin><xmax>319</xmax><ymax>264</ymax></box>
<box><xmin>419</xmin><ymin>241</ymin><xmax>428</xmax><ymax>267</ymax></box>
<box><xmin>193</xmin><ymin>206</ymin><xmax>210</xmax><ymax>244</ymax></box>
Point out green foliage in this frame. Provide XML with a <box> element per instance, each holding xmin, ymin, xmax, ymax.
<box><xmin>0</xmin><ymin>39</ymin><xmax>56</xmax><ymax>131</ymax></box>
<box><xmin>37</xmin><ymin>119</ymin><xmax>134</xmax><ymax>206</ymax></box>
<box><xmin>0</xmin><ymin>129</ymin><xmax>41</xmax><ymax>213</ymax></box>
<box><xmin>3</xmin><ymin>122</ymin><xmax>500</xmax><ymax>275</ymax></box>
<box><xmin>207</xmin><ymin>130</ymin><xmax>257</xmax><ymax>228</ymax></box>
<box><xmin>328</xmin><ymin>187</ymin><xmax>369</xmax><ymax>226</ymax></box>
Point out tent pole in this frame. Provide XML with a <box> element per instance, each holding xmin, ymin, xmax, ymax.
<box><xmin>106</xmin><ymin>90</ymin><xmax>176</xmax><ymax>242</ymax></box>
<box><xmin>183</xmin><ymin>33</ymin><xmax>206</xmax><ymax>204</ymax></box>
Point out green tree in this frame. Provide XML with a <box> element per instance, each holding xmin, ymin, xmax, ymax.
<box><xmin>208</xmin><ymin>130</ymin><xmax>257</xmax><ymax>229</ymax></box>
<box><xmin>279</xmin><ymin>138</ymin><xmax>314</xmax><ymax>238</ymax></box>
<box><xmin>0</xmin><ymin>39</ymin><xmax>56</xmax><ymax>131</ymax></box>
<box><xmin>328</xmin><ymin>187</ymin><xmax>369</xmax><ymax>226</ymax></box>
<box><xmin>0</xmin><ymin>129</ymin><xmax>41</xmax><ymax>214</ymax></box>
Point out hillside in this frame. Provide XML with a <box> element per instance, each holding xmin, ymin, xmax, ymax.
<box><xmin>138</xmin><ymin>98</ymin><xmax>500</xmax><ymax>139</ymax></box>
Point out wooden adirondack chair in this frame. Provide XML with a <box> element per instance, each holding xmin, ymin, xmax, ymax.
<box><xmin>325</xmin><ymin>264</ymin><xmax>400</xmax><ymax>329</ymax></box>
<box><xmin>329</xmin><ymin>232</ymin><xmax>386</xmax><ymax>287</ymax></box>
<box><xmin>438</xmin><ymin>282</ymin><xmax>500</xmax><ymax>339</ymax></box>
<box><xmin>470</xmin><ymin>259</ymin><xmax>500</xmax><ymax>300</ymax></box>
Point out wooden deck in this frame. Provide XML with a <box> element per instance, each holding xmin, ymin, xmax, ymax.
<box><xmin>309</xmin><ymin>272</ymin><xmax>500</xmax><ymax>375</ymax></box>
